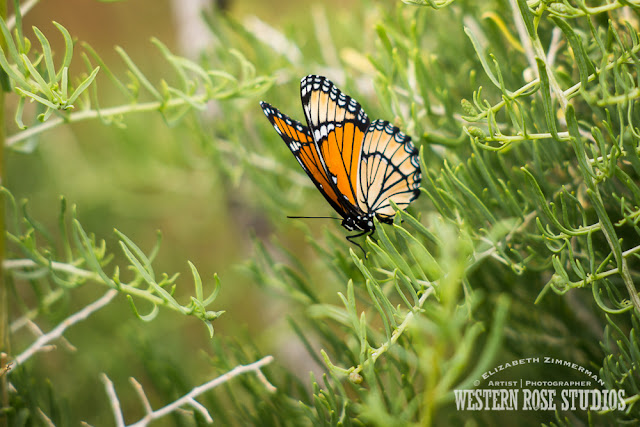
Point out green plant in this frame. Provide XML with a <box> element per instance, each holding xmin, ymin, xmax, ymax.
<box><xmin>3</xmin><ymin>0</ymin><xmax>640</xmax><ymax>425</ymax></box>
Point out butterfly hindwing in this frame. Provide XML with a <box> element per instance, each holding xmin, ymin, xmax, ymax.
<box><xmin>300</xmin><ymin>75</ymin><xmax>370</xmax><ymax>211</ymax></box>
<box><xmin>358</xmin><ymin>120</ymin><xmax>421</xmax><ymax>220</ymax></box>
<box><xmin>259</xmin><ymin>101</ymin><xmax>349</xmax><ymax>217</ymax></box>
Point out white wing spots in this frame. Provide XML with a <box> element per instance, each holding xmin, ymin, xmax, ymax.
<box><xmin>357</xmin><ymin>109</ymin><xmax>367</xmax><ymax>124</ymax></box>
<box><xmin>314</xmin><ymin>129</ymin><xmax>322</xmax><ymax>141</ymax></box>
<box><xmin>261</xmin><ymin>100</ymin><xmax>312</xmax><ymax>153</ymax></box>
<box><xmin>348</xmin><ymin>98</ymin><xmax>357</xmax><ymax>112</ymax></box>
<box><xmin>410</xmin><ymin>154</ymin><xmax>420</xmax><ymax>169</ymax></box>
<box><xmin>404</xmin><ymin>139</ymin><xmax>416</xmax><ymax>152</ymax></box>
<box><xmin>412</xmin><ymin>173</ymin><xmax>421</xmax><ymax>188</ymax></box>
<box><xmin>289</xmin><ymin>140</ymin><xmax>301</xmax><ymax>151</ymax></box>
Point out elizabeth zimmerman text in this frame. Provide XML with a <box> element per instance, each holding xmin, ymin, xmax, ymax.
<box><xmin>481</xmin><ymin>357</ymin><xmax>604</xmax><ymax>386</ymax></box>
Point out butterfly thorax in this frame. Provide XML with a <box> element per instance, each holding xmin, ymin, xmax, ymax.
<box><xmin>341</xmin><ymin>213</ymin><xmax>375</xmax><ymax>232</ymax></box>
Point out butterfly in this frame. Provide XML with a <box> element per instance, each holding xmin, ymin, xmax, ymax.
<box><xmin>260</xmin><ymin>75</ymin><xmax>421</xmax><ymax>249</ymax></box>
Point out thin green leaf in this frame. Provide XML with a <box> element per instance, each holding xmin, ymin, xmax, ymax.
<box><xmin>31</xmin><ymin>26</ymin><xmax>55</xmax><ymax>83</ymax></box>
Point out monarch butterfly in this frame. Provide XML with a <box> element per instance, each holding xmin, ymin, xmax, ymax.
<box><xmin>260</xmin><ymin>75</ymin><xmax>421</xmax><ymax>248</ymax></box>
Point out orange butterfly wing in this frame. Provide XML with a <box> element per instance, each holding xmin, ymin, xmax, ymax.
<box><xmin>358</xmin><ymin>120</ymin><xmax>421</xmax><ymax>221</ymax></box>
<box><xmin>300</xmin><ymin>75</ymin><xmax>369</xmax><ymax>213</ymax></box>
<box><xmin>259</xmin><ymin>101</ymin><xmax>349</xmax><ymax>217</ymax></box>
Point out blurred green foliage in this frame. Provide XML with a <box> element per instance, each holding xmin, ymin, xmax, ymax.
<box><xmin>3</xmin><ymin>0</ymin><xmax>640</xmax><ymax>425</ymax></box>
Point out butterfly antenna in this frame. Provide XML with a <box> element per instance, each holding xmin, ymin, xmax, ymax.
<box><xmin>287</xmin><ymin>215</ymin><xmax>342</xmax><ymax>220</ymax></box>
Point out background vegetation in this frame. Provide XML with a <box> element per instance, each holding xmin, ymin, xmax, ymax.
<box><xmin>2</xmin><ymin>0</ymin><xmax>640</xmax><ymax>425</ymax></box>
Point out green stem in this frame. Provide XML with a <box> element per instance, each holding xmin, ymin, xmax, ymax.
<box><xmin>0</xmin><ymin>0</ymin><xmax>7</xmax><ymax>423</ymax></box>
<box><xmin>592</xmin><ymin>188</ymin><xmax>640</xmax><ymax>312</ymax></box>
<box><xmin>2</xmin><ymin>258</ymin><xmax>177</xmax><ymax>312</ymax></box>
<box><xmin>548</xmin><ymin>1</ymin><xmax>637</xmax><ymax>18</ymax></box>
<box><xmin>5</xmin><ymin>95</ymin><xmax>208</xmax><ymax>148</ymax></box>
<box><xmin>466</xmin><ymin>37</ymin><xmax>640</xmax><ymax>123</ymax></box>
<box><xmin>347</xmin><ymin>285</ymin><xmax>435</xmax><ymax>378</ymax></box>
<box><xmin>563</xmin><ymin>244</ymin><xmax>640</xmax><ymax>289</ymax></box>
<box><xmin>596</xmin><ymin>87</ymin><xmax>640</xmax><ymax>106</ymax></box>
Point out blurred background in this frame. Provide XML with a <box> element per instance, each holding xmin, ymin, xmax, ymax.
<box><xmin>6</xmin><ymin>0</ymin><xmax>372</xmax><ymax>423</ymax></box>
<box><xmin>7</xmin><ymin>0</ymin><xmax>631</xmax><ymax>425</ymax></box>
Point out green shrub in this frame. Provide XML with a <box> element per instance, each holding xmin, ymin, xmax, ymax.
<box><xmin>2</xmin><ymin>0</ymin><xmax>640</xmax><ymax>425</ymax></box>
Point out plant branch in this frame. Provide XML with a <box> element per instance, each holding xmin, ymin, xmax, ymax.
<box><xmin>9</xmin><ymin>289</ymin><xmax>117</xmax><ymax>368</ymax></box>
<box><xmin>101</xmin><ymin>355</ymin><xmax>276</xmax><ymax>427</ymax></box>
<box><xmin>466</xmin><ymin>33</ymin><xmax>640</xmax><ymax>124</ymax></box>
<box><xmin>3</xmin><ymin>258</ymin><xmax>167</xmax><ymax>307</ymax></box>
<box><xmin>346</xmin><ymin>286</ymin><xmax>435</xmax><ymax>379</ymax></box>
<box><xmin>5</xmin><ymin>96</ymin><xmax>207</xmax><ymax>148</ymax></box>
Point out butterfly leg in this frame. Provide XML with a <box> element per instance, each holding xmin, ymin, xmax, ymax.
<box><xmin>346</xmin><ymin>229</ymin><xmax>374</xmax><ymax>259</ymax></box>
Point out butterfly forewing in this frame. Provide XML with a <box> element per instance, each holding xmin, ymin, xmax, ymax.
<box><xmin>260</xmin><ymin>101</ymin><xmax>348</xmax><ymax>216</ymax></box>
<box><xmin>300</xmin><ymin>75</ymin><xmax>370</xmax><ymax>210</ymax></box>
<box><xmin>358</xmin><ymin>120</ymin><xmax>421</xmax><ymax>220</ymax></box>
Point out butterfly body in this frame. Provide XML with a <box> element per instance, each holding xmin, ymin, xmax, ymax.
<box><xmin>260</xmin><ymin>75</ymin><xmax>421</xmax><ymax>243</ymax></box>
